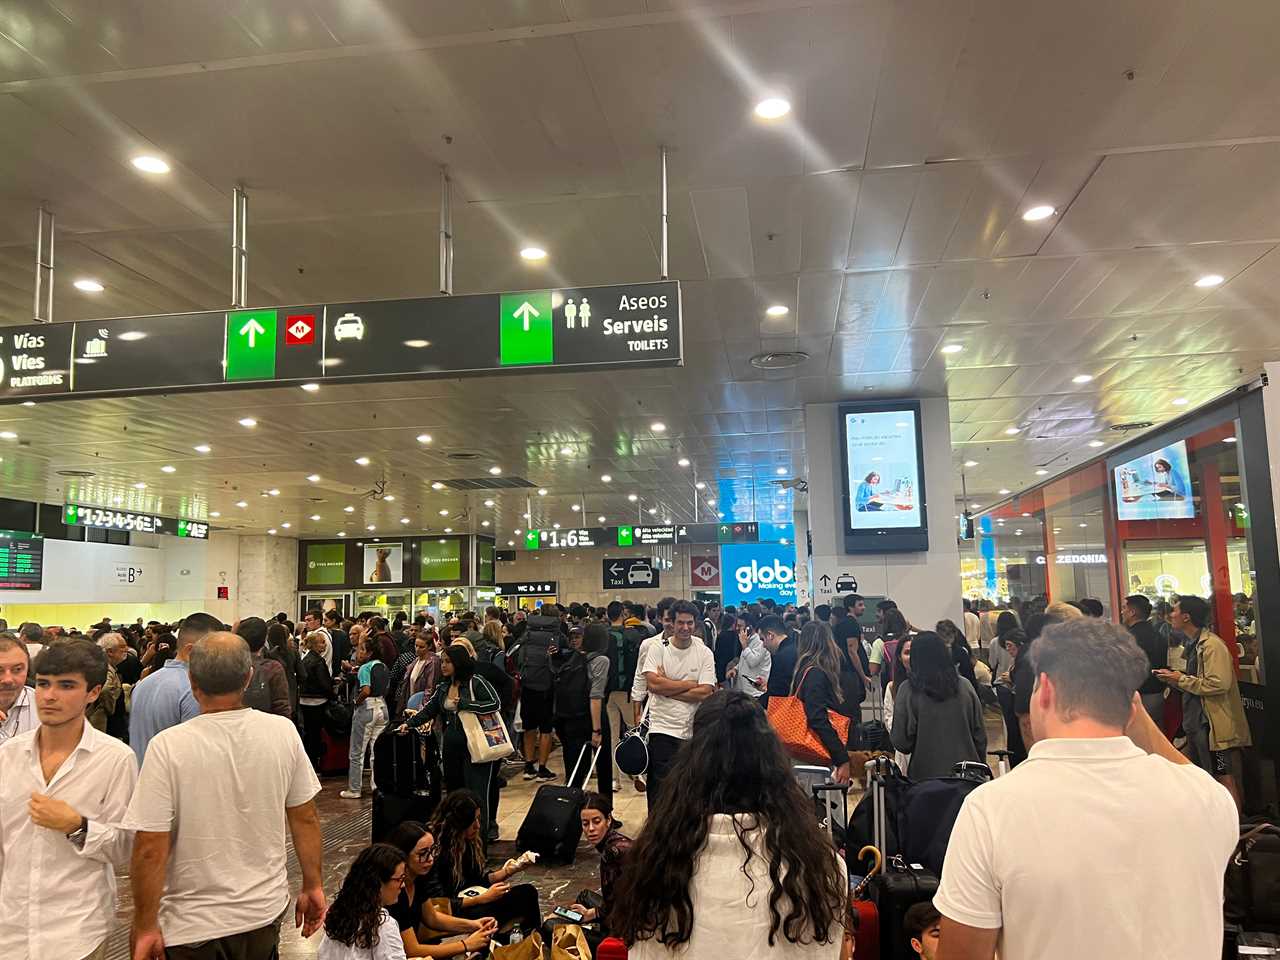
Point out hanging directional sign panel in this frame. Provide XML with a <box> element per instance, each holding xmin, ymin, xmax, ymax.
<box><xmin>0</xmin><ymin>281</ymin><xmax>680</xmax><ymax>403</ymax></box>
<box><xmin>603</xmin><ymin>557</ymin><xmax>659</xmax><ymax>590</ymax></box>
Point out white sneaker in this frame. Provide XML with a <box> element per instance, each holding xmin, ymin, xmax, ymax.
<box><xmin>339</xmin><ymin>789</ymin><xmax>361</xmax><ymax>799</ymax></box>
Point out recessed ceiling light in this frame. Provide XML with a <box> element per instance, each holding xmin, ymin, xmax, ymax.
<box><xmin>560</xmin><ymin>446</ymin><xmax>573</xmax><ymax>455</ymax></box>
<box><xmin>1004</xmin><ymin>426</ymin><xmax>1021</xmax><ymax>435</ymax></box>
<box><xmin>695</xmin><ymin>480</ymin><xmax>706</xmax><ymax>490</ymax></box>
<box><xmin>338</xmin><ymin>531</ymin><xmax>347</xmax><ymax>538</ymax></box>
<box><xmin>488</xmin><ymin>466</ymin><xmax>502</xmax><ymax>475</ymax></box>
<box><xmin>268</xmin><ymin>528</ymin><xmax>277</xmax><ymax>535</ymax></box>
<box><xmin>1172</xmin><ymin>397</ymin><xmax>1189</xmax><ymax>406</ymax></box>
<box><xmin>0</xmin><ymin>431</ymin><xmax>21</xmax><ymax>440</ymax></box>
<box><xmin>344</xmin><ymin>505</ymin><xmax>355</xmax><ymax>513</ymax></box>
<box><xmin>776</xmin><ymin>467</ymin><xmax>787</xmax><ymax>476</ymax></box>
<box><xmin>754</xmin><ymin>96</ymin><xmax>791</xmax><ymax>120</ymax></box>
<box><xmin>1194</xmin><ymin>274</ymin><xmax>1224</xmax><ymax>288</ymax></box>
<box><xmin>238</xmin><ymin>417</ymin><xmax>257</xmax><ymax>428</ymax></box>
<box><xmin>765</xmin><ymin>304</ymin><xmax>789</xmax><ymax>317</ymax></box>
<box><xmin>1015</xmin><ymin>529</ymin><xmax>1023</xmax><ymax>536</ymax></box>
<box><xmin>597</xmin><ymin>515</ymin><xmax>606</xmax><ymax>523</ymax></box>
<box><xmin>210</xmin><ymin>511</ymin><xmax>221</xmax><ymax>518</ymax></box>
<box><xmin>194</xmin><ymin>444</ymin><xmax>211</xmax><ymax>453</ymax></box>
<box><xmin>650</xmin><ymin>422</ymin><xmax>666</xmax><ymax>433</ymax></box>
<box><xmin>1225</xmin><ymin>436</ymin><xmax>1238</xmax><ymax>443</ymax></box>
<box><xmin>310</xmin><ymin>514</ymin><xmax>321</xmax><ymax>521</ymax></box>
<box><xmin>431</xmin><ymin>481</ymin><xmax>445</xmax><ymax>491</ymax></box>
<box><xmin>1021</xmin><ymin>512</ymin><xmax>1031</xmax><ymax>518</ymax></box>
<box><xmin>1079</xmin><ymin>522</ymin><xmax>1088</xmax><ymax>528</ymax></box>
<box><xmin>514</xmin><ymin>528</ymin><xmax>522</xmax><ymax>535</ymax></box>
<box><xmin>677</xmin><ymin>457</ymin><xmax>690</xmax><ymax>468</ymax></box>
<box><xmin>483</xmin><ymin>499</ymin><xmax>495</xmax><ymax>507</ymax></box>
<box><xmin>117</xmin><ymin>331</ymin><xmax>146</xmax><ymax>341</ymax></box>
<box><xmin>571</xmin><ymin>504</ymin><xmax>581</xmax><ymax>512</ymax></box>
<box><xmin>538</xmin><ymin>488</ymin><xmax>548</xmax><ymax>496</ymax></box>
<box><xmin>300</xmin><ymin>382</ymin><xmax>319</xmax><ymax>393</ymax></box>
<box><xmin>1088</xmin><ymin>440</ymin><xmax>1104</xmax><ymax>448</ymax></box>
<box><xmin>384</xmin><ymin>494</ymin><xmax>395</xmax><ymax>502</ymax></box>
<box><xmin>401</xmin><ymin>517</ymin><xmax>410</xmax><ymax>524</ymax></box>
<box><xmin>481</xmin><ymin>520</ymin><xmax>490</xmax><ymax>527</ymax></box>
<box><xmin>519</xmin><ymin>246</ymin><xmax>547</xmax><ymax>261</ymax></box>
<box><xmin>355</xmin><ymin>456</ymin><xmax>370</xmax><ymax>465</ymax></box>
<box><xmin>134</xmin><ymin>482</ymin><xmax>147</xmax><ymax>490</ymax></box>
<box><xmin>367</xmin><ymin>524</ymin><xmax>376</xmax><ymax>531</ymax></box>
<box><xmin>647</xmin><ymin>507</ymin><xmax>658</xmax><ymax>515</ymax></box>
<box><xmin>20</xmin><ymin>401</ymin><xmax>35</xmax><ymax>407</ymax></box>
<box><xmin>1072</xmin><ymin>374</ymin><xmax>1094</xmax><ymax>384</ymax></box>
<box><xmin>404</xmin><ymin>339</ymin><xmax>431</xmax><ymax>349</ymax></box>
<box><xmin>417</xmin><ymin>434</ymin><xmax>433</xmax><ymax>444</ymax></box>
<box><xmin>268</xmin><ymin>488</ymin><xmax>280</xmax><ymax>496</ymax></box>
<box><xmin>508</xmin><ymin>540</ymin><xmax>515</xmax><ymax>546</ymax></box>
<box><xmin>552</xmin><ymin>523</ymin><xmax>561</xmax><ymax>530</ymax></box>
<box><xmin>73</xmin><ymin>278</ymin><xmax>104</xmax><ymax>293</ymax></box>
<box><xmin>1035</xmin><ymin>469</ymin><xmax>1048</xmax><ymax>476</ymax></box>
<box><xmin>1021</xmin><ymin>204</ymin><xmax>1056</xmax><ymax>221</ymax></box>
<box><xmin>941</xmin><ymin>344</ymin><xmax>964</xmax><ymax>355</ymax></box>
<box><xmin>306</xmin><ymin>474</ymin><xmax>320</xmax><ymax>483</ymax></box>
<box><xmin>236</xmin><ymin>500</ymin><xmax>248</xmax><ymax>508</ymax></box>
<box><xmin>970</xmin><ymin>502</ymin><xmax>980</xmax><ymax>509</ymax></box>
<box><xmin>438</xmin><ymin>509</ymin><xmax>449</xmax><ymax>516</ymax></box>
<box><xmin>131</xmin><ymin>155</ymin><xmax>170</xmax><ymax>174</ymax></box>
<box><xmin>998</xmin><ymin>488</ymin><xmax>1011</xmax><ymax>495</ymax></box>
<box><xmin>281</xmin><ymin>522</ymin><xmax>291</xmax><ymax>529</ymax></box>
<box><xmin>963</xmin><ymin>460</ymin><xmax>979</xmax><ymax>468</ymax></box>
<box><xmin>628</xmin><ymin>494</ymin><xmax>638</xmax><ymax>502</ymax></box>
<box><xmin>601</xmin><ymin>474</ymin><xmax>612</xmax><ymax>483</ymax></box>
<box><xmin>706</xmin><ymin>498</ymin><xmax>716</xmax><ymax>506</ymax></box>
<box><xmin>161</xmin><ymin>465</ymin><xmax>176</xmax><ymax>473</ymax></box>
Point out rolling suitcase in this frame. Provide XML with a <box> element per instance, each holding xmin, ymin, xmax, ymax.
<box><xmin>371</xmin><ymin>728</ymin><xmax>438</xmax><ymax>843</ymax></box>
<box><xmin>853</xmin><ymin>684</ymin><xmax>893</xmax><ymax>752</ymax></box>
<box><xmin>515</xmin><ymin>745</ymin><xmax>599</xmax><ymax>864</ymax></box>
<box><xmin>319</xmin><ymin>728</ymin><xmax>349</xmax><ymax>777</ymax></box>
<box><xmin>900</xmin><ymin>761</ymin><xmax>992</xmax><ymax>878</ymax></box>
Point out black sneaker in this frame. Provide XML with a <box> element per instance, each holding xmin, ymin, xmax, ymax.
<box><xmin>522</xmin><ymin>763</ymin><xmax>537</xmax><ymax>781</ymax></box>
<box><xmin>536</xmin><ymin>766</ymin><xmax>556</xmax><ymax>782</ymax></box>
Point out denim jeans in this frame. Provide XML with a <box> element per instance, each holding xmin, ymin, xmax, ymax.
<box><xmin>348</xmin><ymin>698</ymin><xmax>388</xmax><ymax>793</ymax></box>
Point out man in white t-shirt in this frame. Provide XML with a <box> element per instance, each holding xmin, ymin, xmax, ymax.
<box><xmin>934</xmin><ymin>618</ymin><xmax>1237</xmax><ymax>960</ymax></box>
<box><xmin>125</xmin><ymin>632</ymin><xmax>325</xmax><ymax>960</ymax></box>
<box><xmin>630</xmin><ymin>597</ymin><xmax>676</xmax><ymax>724</ymax></box>
<box><xmin>640</xmin><ymin>599</ymin><xmax>716</xmax><ymax>811</ymax></box>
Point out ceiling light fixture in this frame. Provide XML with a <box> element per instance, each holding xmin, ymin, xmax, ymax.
<box><xmin>695</xmin><ymin>481</ymin><xmax>706</xmax><ymax>490</ymax></box>
<box><xmin>1194</xmin><ymin>274</ymin><xmax>1224</xmax><ymax>288</ymax></box>
<box><xmin>131</xmin><ymin>155</ymin><xmax>170</xmax><ymax>174</ymax></box>
<box><xmin>417</xmin><ymin>434</ymin><xmax>432</xmax><ymax>444</ymax></box>
<box><xmin>570</xmin><ymin>504</ymin><xmax>580</xmax><ymax>512</ymax></box>
<box><xmin>431</xmin><ymin>481</ymin><xmax>445</xmax><ymax>491</ymax></box>
<box><xmin>355</xmin><ymin>456</ymin><xmax>370</xmax><ymax>465</ymax></box>
<box><xmin>268</xmin><ymin>528</ymin><xmax>277</xmax><ymax>535</ymax></box>
<box><xmin>20</xmin><ymin>401</ymin><xmax>34</xmax><ymax>407</ymax></box>
<box><xmin>439</xmin><ymin>509</ymin><xmax>449</xmax><ymax>516</ymax></box>
<box><xmin>1225</xmin><ymin>436</ymin><xmax>1238</xmax><ymax>443</ymax></box>
<box><xmin>1035</xmin><ymin>469</ymin><xmax>1048</xmax><ymax>476</ymax></box>
<box><xmin>384</xmin><ymin>494</ymin><xmax>394</xmax><ymax>502</ymax></box>
<box><xmin>338</xmin><ymin>531</ymin><xmax>347</xmax><ymax>538</ymax></box>
<box><xmin>754</xmin><ymin>96</ymin><xmax>791</xmax><ymax>120</ymax></box>
<box><xmin>1072</xmin><ymin>374</ymin><xmax>1094</xmax><ymax>384</ymax></box>
<box><xmin>268</xmin><ymin>488</ymin><xmax>280</xmax><ymax>496</ymax></box>
<box><xmin>677</xmin><ymin>457</ymin><xmax>690</xmax><ymax>467</ymax></box>
<box><xmin>367</xmin><ymin>524</ymin><xmax>376</xmax><ymax>531</ymax></box>
<box><xmin>481</xmin><ymin>520</ymin><xmax>490</xmax><ymax>527</ymax></box>
<box><xmin>300</xmin><ymin>382</ymin><xmax>320</xmax><ymax>393</ymax></box>
<box><xmin>998</xmin><ymin>488</ymin><xmax>1011</xmax><ymax>495</ymax></box>
<box><xmin>1004</xmin><ymin>426</ymin><xmax>1021</xmax><ymax>435</ymax></box>
<box><xmin>1021</xmin><ymin>204</ymin><xmax>1056</xmax><ymax>221</ymax></box>
<box><xmin>306</xmin><ymin>474</ymin><xmax>320</xmax><ymax>483</ymax></box>
<box><xmin>238</xmin><ymin>417</ymin><xmax>257</xmax><ymax>428</ymax></box>
<box><xmin>552</xmin><ymin>523</ymin><xmax>561</xmax><ymax>530</ymax></box>
<box><xmin>650</xmin><ymin>422</ymin><xmax>666</xmax><ymax>433</ymax></box>
<box><xmin>601</xmin><ymin>474</ymin><xmax>612</xmax><ymax>483</ymax></box>
<box><xmin>775</xmin><ymin>467</ymin><xmax>787</xmax><ymax>476</ymax></box>
<box><xmin>628</xmin><ymin>494</ymin><xmax>638</xmax><ymax>502</ymax></box>
<box><xmin>483</xmin><ymin>499</ymin><xmax>495</xmax><ymax>507</ymax></box>
<box><xmin>117</xmin><ymin>331</ymin><xmax>146</xmax><ymax>341</ymax></box>
<box><xmin>765</xmin><ymin>304</ymin><xmax>789</xmax><ymax>317</ymax></box>
<box><xmin>281</xmin><ymin>522</ymin><xmax>291</xmax><ymax>529</ymax></box>
<box><xmin>963</xmin><ymin>460</ymin><xmax>979</xmax><ymax>468</ymax></box>
<box><xmin>647</xmin><ymin>507</ymin><xmax>657</xmax><ymax>515</ymax></box>
<box><xmin>1172</xmin><ymin>397</ymin><xmax>1189</xmax><ymax>406</ymax></box>
<box><xmin>508</xmin><ymin>540</ymin><xmax>515</xmax><ymax>546</ymax></box>
<box><xmin>519</xmin><ymin>246</ymin><xmax>547</xmax><ymax>261</ymax></box>
<box><xmin>597</xmin><ymin>515</ymin><xmax>606</xmax><ymax>523</ymax></box>
<box><xmin>401</xmin><ymin>517</ymin><xmax>410</xmax><ymax>524</ymax></box>
<box><xmin>73</xmin><ymin>278</ymin><xmax>104</xmax><ymax>293</ymax></box>
<box><xmin>560</xmin><ymin>446</ymin><xmax>573</xmax><ymax>455</ymax></box>
<box><xmin>194</xmin><ymin>444</ymin><xmax>211</xmax><ymax>453</ymax></box>
<box><xmin>210</xmin><ymin>511</ymin><xmax>221</xmax><ymax>518</ymax></box>
<box><xmin>134</xmin><ymin>482</ymin><xmax>147</xmax><ymax>490</ymax></box>
<box><xmin>941</xmin><ymin>343</ymin><xmax>964</xmax><ymax>355</ymax></box>
<box><xmin>538</xmin><ymin>488</ymin><xmax>548</xmax><ymax>496</ymax></box>
<box><xmin>161</xmin><ymin>465</ymin><xmax>176</xmax><ymax>473</ymax></box>
<box><xmin>236</xmin><ymin>500</ymin><xmax>248</xmax><ymax>508</ymax></box>
<box><xmin>488</xmin><ymin>466</ymin><xmax>502</xmax><ymax>475</ymax></box>
<box><xmin>706</xmin><ymin>498</ymin><xmax>716</xmax><ymax>506</ymax></box>
<box><xmin>404</xmin><ymin>339</ymin><xmax>431</xmax><ymax>349</ymax></box>
<box><xmin>310</xmin><ymin>514</ymin><xmax>321</xmax><ymax>521</ymax></box>
<box><xmin>1088</xmin><ymin>440</ymin><xmax>1104</xmax><ymax>448</ymax></box>
<box><xmin>344</xmin><ymin>505</ymin><xmax>355</xmax><ymax>513</ymax></box>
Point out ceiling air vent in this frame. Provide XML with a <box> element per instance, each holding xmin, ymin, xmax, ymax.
<box><xmin>750</xmin><ymin>351</ymin><xmax>809</xmax><ymax>370</ymax></box>
<box><xmin>444</xmin><ymin>476</ymin><xmax>537</xmax><ymax>490</ymax></box>
<box><xmin>1110</xmin><ymin>421</ymin><xmax>1154</xmax><ymax>433</ymax></box>
<box><xmin>56</xmin><ymin>469</ymin><xmax>96</xmax><ymax>478</ymax></box>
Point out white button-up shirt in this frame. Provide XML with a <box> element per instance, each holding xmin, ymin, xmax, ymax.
<box><xmin>0</xmin><ymin>720</ymin><xmax>138</xmax><ymax>960</ymax></box>
<box><xmin>0</xmin><ymin>685</ymin><xmax>38</xmax><ymax>743</ymax></box>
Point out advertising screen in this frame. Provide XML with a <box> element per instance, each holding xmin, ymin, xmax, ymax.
<box><xmin>305</xmin><ymin>543</ymin><xmax>347</xmax><ymax>586</ymax></box>
<box><xmin>362</xmin><ymin>542</ymin><xmax>404</xmax><ymax>585</ymax></box>
<box><xmin>720</xmin><ymin>542</ymin><xmax>797</xmax><ymax>606</ymax></box>
<box><xmin>839</xmin><ymin>402</ymin><xmax>929</xmax><ymax>552</ymax></box>
<box><xmin>419</xmin><ymin>539</ymin><xmax>462</xmax><ymax>583</ymax></box>
<box><xmin>1114</xmin><ymin>440</ymin><xmax>1196</xmax><ymax>521</ymax></box>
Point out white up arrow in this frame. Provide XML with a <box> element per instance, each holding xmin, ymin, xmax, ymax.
<box><xmin>512</xmin><ymin>301</ymin><xmax>540</xmax><ymax>332</ymax></box>
<box><xmin>239</xmin><ymin>317</ymin><xmax>266</xmax><ymax>348</ymax></box>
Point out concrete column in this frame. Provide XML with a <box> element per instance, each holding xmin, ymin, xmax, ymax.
<box><xmin>237</xmin><ymin>535</ymin><xmax>300</xmax><ymax>621</ymax></box>
<box><xmin>804</xmin><ymin>397</ymin><xmax>962</xmax><ymax>627</ymax></box>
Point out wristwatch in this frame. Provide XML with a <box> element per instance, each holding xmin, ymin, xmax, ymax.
<box><xmin>66</xmin><ymin>817</ymin><xmax>89</xmax><ymax>850</ymax></box>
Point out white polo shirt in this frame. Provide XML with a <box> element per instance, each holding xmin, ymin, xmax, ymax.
<box><xmin>935</xmin><ymin>736</ymin><xmax>1237</xmax><ymax>960</ymax></box>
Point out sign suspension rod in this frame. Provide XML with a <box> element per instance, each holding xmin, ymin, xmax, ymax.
<box><xmin>33</xmin><ymin>205</ymin><xmax>54</xmax><ymax>323</ymax></box>
<box><xmin>231</xmin><ymin>185</ymin><xmax>248</xmax><ymax>308</ymax></box>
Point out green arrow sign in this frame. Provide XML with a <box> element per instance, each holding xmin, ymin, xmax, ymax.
<box><xmin>226</xmin><ymin>309</ymin><xmax>278</xmax><ymax>381</ymax></box>
<box><xmin>617</xmin><ymin>525</ymin><xmax>633</xmax><ymax>547</ymax></box>
<box><xmin>499</xmin><ymin>291</ymin><xmax>553</xmax><ymax>366</ymax></box>
<box><xmin>524</xmin><ymin>530</ymin><xmax>541</xmax><ymax>550</ymax></box>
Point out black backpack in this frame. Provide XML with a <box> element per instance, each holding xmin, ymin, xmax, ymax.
<box><xmin>552</xmin><ymin>650</ymin><xmax>591</xmax><ymax>719</ymax></box>
<box><xmin>243</xmin><ymin>661</ymin><xmax>273</xmax><ymax>712</ymax></box>
<box><xmin>519</xmin><ymin>617</ymin><xmax>557</xmax><ymax>693</ymax></box>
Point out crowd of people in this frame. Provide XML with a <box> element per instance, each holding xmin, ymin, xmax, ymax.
<box><xmin>0</xmin><ymin>584</ymin><xmax>1253</xmax><ymax>959</ymax></box>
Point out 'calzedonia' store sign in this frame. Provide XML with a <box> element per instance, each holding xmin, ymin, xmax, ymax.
<box><xmin>0</xmin><ymin>281</ymin><xmax>682</xmax><ymax>403</ymax></box>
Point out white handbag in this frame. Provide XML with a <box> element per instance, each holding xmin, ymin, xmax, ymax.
<box><xmin>459</xmin><ymin>679</ymin><xmax>515</xmax><ymax>762</ymax></box>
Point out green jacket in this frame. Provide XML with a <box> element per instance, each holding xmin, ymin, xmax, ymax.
<box><xmin>1178</xmin><ymin>629</ymin><xmax>1251</xmax><ymax>750</ymax></box>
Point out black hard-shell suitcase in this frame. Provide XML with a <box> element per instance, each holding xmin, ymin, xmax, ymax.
<box><xmin>515</xmin><ymin>746</ymin><xmax>599</xmax><ymax>864</ymax></box>
<box><xmin>370</xmin><ymin>728</ymin><xmax>438</xmax><ymax>843</ymax></box>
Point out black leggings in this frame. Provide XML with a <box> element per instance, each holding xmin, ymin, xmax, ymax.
<box><xmin>455</xmin><ymin>882</ymin><xmax>541</xmax><ymax>936</ymax></box>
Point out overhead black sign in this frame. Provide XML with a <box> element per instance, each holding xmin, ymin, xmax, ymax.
<box><xmin>0</xmin><ymin>280</ymin><xmax>682</xmax><ymax>404</ymax></box>
<box><xmin>496</xmin><ymin>581</ymin><xmax>558</xmax><ymax>596</ymax></box>
<box><xmin>0</xmin><ymin>530</ymin><xmax>43</xmax><ymax>590</ymax></box>
<box><xmin>63</xmin><ymin>504</ymin><xmax>209</xmax><ymax>539</ymax></box>
<box><xmin>603</xmin><ymin>557</ymin><xmax>659</xmax><ymax>590</ymax></box>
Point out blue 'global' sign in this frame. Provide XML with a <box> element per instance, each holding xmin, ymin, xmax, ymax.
<box><xmin>720</xmin><ymin>542</ymin><xmax>797</xmax><ymax>606</ymax></box>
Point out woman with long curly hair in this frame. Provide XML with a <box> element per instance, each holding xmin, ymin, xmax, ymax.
<box><xmin>423</xmin><ymin>790</ymin><xmax>541</xmax><ymax>938</ymax></box>
<box><xmin>318</xmin><ymin>843</ymin><xmax>408</xmax><ymax>959</ymax></box>
<box><xmin>611</xmin><ymin>690</ymin><xmax>848</xmax><ymax>957</ymax></box>
<box><xmin>889</xmin><ymin>631</ymin><xmax>987</xmax><ymax>780</ymax></box>
<box><xmin>790</xmin><ymin>621</ymin><xmax>850</xmax><ymax>783</ymax></box>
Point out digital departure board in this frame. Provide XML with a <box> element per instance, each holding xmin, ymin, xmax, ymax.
<box><xmin>0</xmin><ymin>530</ymin><xmax>44</xmax><ymax>590</ymax></box>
